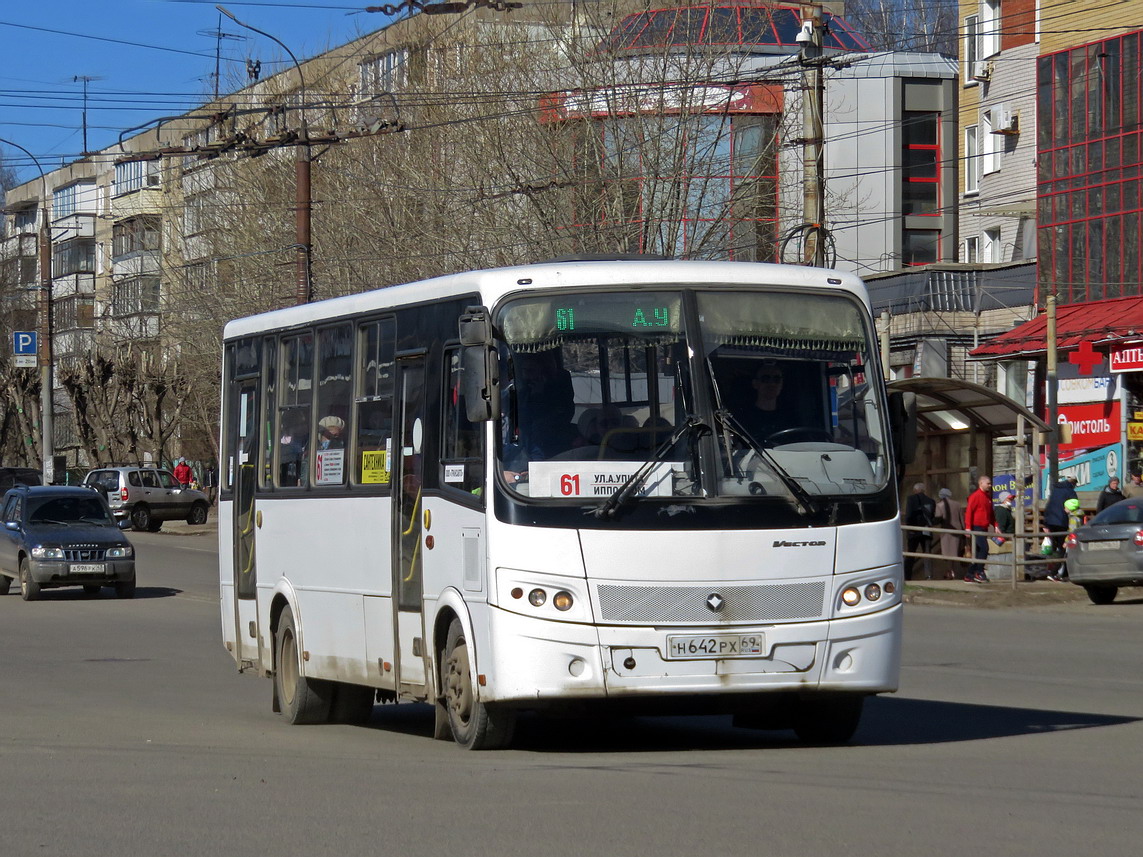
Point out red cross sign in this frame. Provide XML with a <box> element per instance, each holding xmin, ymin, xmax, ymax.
<box><xmin>1068</xmin><ymin>340</ymin><xmax>1103</xmax><ymax>375</ymax></box>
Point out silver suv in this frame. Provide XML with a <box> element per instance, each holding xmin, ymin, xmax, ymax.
<box><xmin>82</xmin><ymin>467</ymin><xmax>210</xmax><ymax>532</ymax></box>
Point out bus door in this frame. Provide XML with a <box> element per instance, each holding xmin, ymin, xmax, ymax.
<box><xmin>392</xmin><ymin>355</ymin><xmax>428</xmax><ymax>692</ymax></box>
<box><xmin>230</xmin><ymin>379</ymin><xmax>261</xmax><ymax>670</ymax></box>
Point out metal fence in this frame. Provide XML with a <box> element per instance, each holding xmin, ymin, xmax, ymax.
<box><xmin>901</xmin><ymin>523</ymin><xmax>1062</xmax><ymax>590</ymax></box>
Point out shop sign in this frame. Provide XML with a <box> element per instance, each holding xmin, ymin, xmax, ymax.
<box><xmin>1110</xmin><ymin>343</ymin><xmax>1143</xmax><ymax>373</ymax></box>
<box><xmin>1056</xmin><ymin>400</ymin><xmax>1121</xmax><ymax>450</ymax></box>
<box><xmin>1041</xmin><ymin>444</ymin><xmax>1123</xmax><ymax>494</ymax></box>
<box><xmin>1130</xmin><ymin>422</ymin><xmax>1143</xmax><ymax>441</ymax></box>
<box><xmin>1054</xmin><ymin>370</ymin><xmax>1117</xmax><ymax>405</ymax></box>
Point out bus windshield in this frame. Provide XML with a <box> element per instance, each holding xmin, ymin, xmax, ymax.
<box><xmin>496</xmin><ymin>288</ymin><xmax>890</xmax><ymax>504</ymax></box>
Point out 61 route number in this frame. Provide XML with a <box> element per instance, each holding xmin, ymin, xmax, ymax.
<box><xmin>560</xmin><ymin>473</ymin><xmax>581</xmax><ymax>496</ymax></box>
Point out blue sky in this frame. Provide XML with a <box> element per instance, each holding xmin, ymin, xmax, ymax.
<box><xmin>1</xmin><ymin>0</ymin><xmax>395</xmax><ymax>182</ymax></box>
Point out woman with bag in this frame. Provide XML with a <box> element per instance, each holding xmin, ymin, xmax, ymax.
<box><xmin>933</xmin><ymin>488</ymin><xmax>964</xmax><ymax>580</ymax></box>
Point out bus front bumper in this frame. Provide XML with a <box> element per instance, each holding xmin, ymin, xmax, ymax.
<box><xmin>480</xmin><ymin>603</ymin><xmax>901</xmax><ymax>705</ymax></box>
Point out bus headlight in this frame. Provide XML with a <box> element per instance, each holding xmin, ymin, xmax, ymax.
<box><xmin>841</xmin><ymin>587</ymin><xmax>861</xmax><ymax>606</ymax></box>
<box><xmin>864</xmin><ymin>584</ymin><xmax>882</xmax><ymax>601</ymax></box>
<box><xmin>494</xmin><ymin>569</ymin><xmax>590</xmax><ymax>623</ymax></box>
<box><xmin>528</xmin><ymin>589</ymin><xmax>547</xmax><ymax>607</ymax></box>
<box><xmin>553</xmin><ymin>591</ymin><xmax>574</xmax><ymax>611</ymax></box>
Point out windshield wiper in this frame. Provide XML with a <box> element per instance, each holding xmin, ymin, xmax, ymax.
<box><xmin>590</xmin><ymin>416</ymin><xmax>709</xmax><ymax>520</ymax></box>
<box><xmin>714</xmin><ymin>409</ymin><xmax>818</xmax><ymax>516</ymax></box>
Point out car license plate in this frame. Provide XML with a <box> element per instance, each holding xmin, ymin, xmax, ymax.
<box><xmin>666</xmin><ymin>633</ymin><xmax>766</xmax><ymax>660</ymax></box>
<box><xmin>71</xmin><ymin>563</ymin><xmax>105</xmax><ymax>574</ymax></box>
<box><xmin>1087</xmin><ymin>541</ymin><xmax>1122</xmax><ymax>551</ymax></box>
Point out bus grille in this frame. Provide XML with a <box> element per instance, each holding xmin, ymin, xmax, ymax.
<box><xmin>596</xmin><ymin>581</ymin><xmax>827</xmax><ymax>624</ymax></box>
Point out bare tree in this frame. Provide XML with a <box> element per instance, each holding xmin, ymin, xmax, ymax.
<box><xmin>844</xmin><ymin>0</ymin><xmax>958</xmax><ymax>56</ymax></box>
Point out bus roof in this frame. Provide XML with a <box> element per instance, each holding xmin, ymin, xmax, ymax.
<box><xmin>222</xmin><ymin>259</ymin><xmax>869</xmax><ymax>340</ymax></box>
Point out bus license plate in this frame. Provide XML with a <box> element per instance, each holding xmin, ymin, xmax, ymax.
<box><xmin>71</xmin><ymin>563</ymin><xmax>105</xmax><ymax>575</ymax></box>
<box><xmin>666</xmin><ymin>633</ymin><xmax>766</xmax><ymax>660</ymax></box>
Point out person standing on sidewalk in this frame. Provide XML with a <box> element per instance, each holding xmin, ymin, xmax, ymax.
<box><xmin>1096</xmin><ymin>477</ymin><xmax>1126</xmax><ymax>512</ymax></box>
<box><xmin>965</xmin><ymin>475</ymin><xmax>999</xmax><ymax>583</ymax></box>
<box><xmin>903</xmin><ymin>482</ymin><xmax>936</xmax><ymax>580</ymax></box>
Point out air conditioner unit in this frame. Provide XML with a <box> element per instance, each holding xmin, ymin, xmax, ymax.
<box><xmin>972</xmin><ymin>60</ymin><xmax>993</xmax><ymax>81</ymax></box>
<box><xmin>994</xmin><ymin>106</ymin><xmax>1019</xmax><ymax>134</ymax></box>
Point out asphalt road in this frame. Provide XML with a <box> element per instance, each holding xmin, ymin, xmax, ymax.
<box><xmin>2</xmin><ymin>530</ymin><xmax>1141</xmax><ymax>857</ymax></box>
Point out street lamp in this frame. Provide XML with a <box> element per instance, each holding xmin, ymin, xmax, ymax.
<box><xmin>0</xmin><ymin>136</ymin><xmax>54</xmax><ymax>484</ymax></box>
<box><xmin>216</xmin><ymin>4</ymin><xmax>313</xmax><ymax>305</ymax></box>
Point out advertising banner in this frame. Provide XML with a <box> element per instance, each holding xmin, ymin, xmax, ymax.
<box><xmin>1056</xmin><ymin>400</ymin><xmax>1121</xmax><ymax>450</ymax></box>
<box><xmin>1041</xmin><ymin>444</ymin><xmax>1123</xmax><ymax>494</ymax></box>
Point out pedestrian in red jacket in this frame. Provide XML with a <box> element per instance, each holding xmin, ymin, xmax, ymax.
<box><xmin>964</xmin><ymin>474</ymin><xmax>999</xmax><ymax>583</ymax></box>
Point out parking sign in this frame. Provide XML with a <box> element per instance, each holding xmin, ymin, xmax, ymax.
<box><xmin>12</xmin><ymin>331</ymin><xmax>37</xmax><ymax>368</ymax></box>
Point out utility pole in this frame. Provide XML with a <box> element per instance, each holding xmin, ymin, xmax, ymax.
<box><xmin>799</xmin><ymin>4</ymin><xmax>826</xmax><ymax>267</ymax></box>
<box><xmin>1046</xmin><ymin>294</ymin><xmax>1059</xmax><ymax>488</ymax></box>
<box><xmin>217</xmin><ymin>5</ymin><xmax>312</xmax><ymax>304</ymax></box>
<box><xmin>0</xmin><ymin>137</ymin><xmax>54</xmax><ymax>483</ymax></box>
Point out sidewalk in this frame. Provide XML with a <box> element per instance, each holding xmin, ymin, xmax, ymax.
<box><xmin>904</xmin><ymin>577</ymin><xmax>1089</xmax><ymax>609</ymax></box>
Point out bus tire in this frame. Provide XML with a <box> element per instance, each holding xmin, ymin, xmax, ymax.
<box><xmin>793</xmin><ymin>694</ymin><xmax>864</xmax><ymax>745</ymax></box>
<box><xmin>442</xmin><ymin>618</ymin><xmax>515</xmax><ymax>750</ymax></box>
<box><xmin>329</xmin><ymin>683</ymin><xmax>375</xmax><ymax>725</ymax></box>
<box><xmin>275</xmin><ymin>606</ymin><xmax>332</xmax><ymax>725</ymax></box>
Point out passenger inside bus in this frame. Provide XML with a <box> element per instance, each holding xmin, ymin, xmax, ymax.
<box><xmin>317</xmin><ymin>415</ymin><xmax>346</xmax><ymax>450</ymax></box>
<box><xmin>502</xmin><ymin>350</ymin><xmax>579</xmax><ymax>480</ymax></box>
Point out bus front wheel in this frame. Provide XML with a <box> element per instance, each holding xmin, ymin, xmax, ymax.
<box><xmin>442</xmin><ymin>618</ymin><xmax>515</xmax><ymax>750</ymax></box>
<box><xmin>275</xmin><ymin>606</ymin><xmax>332</xmax><ymax>724</ymax></box>
<box><xmin>793</xmin><ymin>694</ymin><xmax>864</xmax><ymax>744</ymax></box>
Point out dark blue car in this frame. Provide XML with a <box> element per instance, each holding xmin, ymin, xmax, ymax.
<box><xmin>0</xmin><ymin>486</ymin><xmax>136</xmax><ymax>601</ymax></box>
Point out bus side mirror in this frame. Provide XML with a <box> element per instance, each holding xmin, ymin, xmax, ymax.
<box><xmin>459</xmin><ymin>307</ymin><xmax>500</xmax><ymax>422</ymax></box>
<box><xmin>888</xmin><ymin>390</ymin><xmax>918</xmax><ymax>468</ymax></box>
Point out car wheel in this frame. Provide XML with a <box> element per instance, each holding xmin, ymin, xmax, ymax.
<box><xmin>130</xmin><ymin>505</ymin><xmax>152</xmax><ymax>531</ymax></box>
<box><xmin>186</xmin><ymin>501</ymin><xmax>208</xmax><ymax>526</ymax></box>
<box><xmin>0</xmin><ymin>574</ymin><xmax>11</xmax><ymax>596</ymax></box>
<box><xmin>83</xmin><ymin>584</ymin><xmax>102</xmax><ymax>596</ymax></box>
<box><xmin>442</xmin><ymin>618</ymin><xmax>516</xmax><ymax>749</ymax></box>
<box><xmin>274</xmin><ymin>605</ymin><xmax>333</xmax><ymax>724</ymax></box>
<box><xmin>793</xmin><ymin>695</ymin><xmax>864</xmax><ymax>744</ymax></box>
<box><xmin>1084</xmin><ymin>584</ymin><xmax>1118</xmax><ymax>605</ymax></box>
<box><xmin>19</xmin><ymin>559</ymin><xmax>41</xmax><ymax>602</ymax></box>
<box><xmin>114</xmin><ymin>579</ymin><xmax>136</xmax><ymax>599</ymax></box>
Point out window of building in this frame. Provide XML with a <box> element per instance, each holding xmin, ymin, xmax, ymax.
<box><xmin>902</xmin><ymin>111</ymin><xmax>939</xmax><ymax>215</ymax></box>
<box><xmin>184</xmin><ymin>194</ymin><xmax>207</xmax><ymax>235</ymax></box>
<box><xmin>114</xmin><ymin>160</ymin><xmax>161</xmax><ymax>196</ymax></box>
<box><xmin>11</xmin><ymin>206</ymin><xmax>37</xmax><ymax>233</ymax></box>
<box><xmin>52</xmin><ymin>238</ymin><xmax>95</xmax><ymax>276</ymax></box>
<box><xmin>111</xmin><ymin>276</ymin><xmax>160</xmax><ymax>316</ymax></box>
<box><xmin>981</xmin><ymin>0</ymin><xmax>1001</xmax><ymax>58</ymax></box>
<box><xmin>579</xmin><ymin>110</ymin><xmax>780</xmax><ymax>261</ymax></box>
<box><xmin>359</xmin><ymin>49</ymin><xmax>408</xmax><ymax>97</ymax></box>
<box><xmin>964</xmin><ymin>236</ymin><xmax>979</xmax><ymax>263</ymax></box>
<box><xmin>964</xmin><ymin>125</ymin><xmax>980</xmax><ymax>194</ymax></box>
<box><xmin>981</xmin><ymin>109</ymin><xmax>999</xmax><ymax>174</ymax></box>
<box><xmin>355</xmin><ymin>317</ymin><xmax>396</xmax><ymax>486</ymax></box>
<box><xmin>52</xmin><ymin>182</ymin><xmax>94</xmax><ymax>220</ymax></box>
<box><xmin>983</xmin><ymin>228</ymin><xmax>1002</xmax><ymax>263</ymax></box>
<box><xmin>112</xmin><ymin>216</ymin><xmax>161</xmax><ymax>258</ymax></box>
<box><xmin>964</xmin><ymin>14</ymin><xmax>979</xmax><ymax>84</ymax></box>
<box><xmin>54</xmin><ymin>295</ymin><xmax>95</xmax><ymax>330</ymax></box>
<box><xmin>903</xmin><ymin>229</ymin><xmax>940</xmax><ymax>266</ymax></box>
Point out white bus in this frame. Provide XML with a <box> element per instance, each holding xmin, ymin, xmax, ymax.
<box><xmin>219</xmin><ymin>259</ymin><xmax>916</xmax><ymax>749</ymax></box>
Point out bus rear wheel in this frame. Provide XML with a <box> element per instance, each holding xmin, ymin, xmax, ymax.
<box><xmin>442</xmin><ymin>618</ymin><xmax>515</xmax><ymax>750</ymax></box>
<box><xmin>275</xmin><ymin>606</ymin><xmax>332</xmax><ymax>724</ymax></box>
<box><xmin>793</xmin><ymin>694</ymin><xmax>864</xmax><ymax>744</ymax></box>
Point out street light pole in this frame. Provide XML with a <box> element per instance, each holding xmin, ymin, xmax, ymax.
<box><xmin>216</xmin><ymin>4</ymin><xmax>312</xmax><ymax>305</ymax></box>
<box><xmin>0</xmin><ymin>137</ymin><xmax>54</xmax><ymax>483</ymax></box>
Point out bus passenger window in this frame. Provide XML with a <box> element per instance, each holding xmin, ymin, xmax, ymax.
<box><xmin>442</xmin><ymin>348</ymin><xmax>483</xmax><ymax>494</ymax></box>
<box><xmin>276</xmin><ymin>333</ymin><xmax>313</xmax><ymax>487</ymax></box>
<box><xmin>314</xmin><ymin>324</ymin><xmax>352</xmax><ymax>486</ymax></box>
<box><xmin>355</xmin><ymin>318</ymin><xmax>395</xmax><ymax>486</ymax></box>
